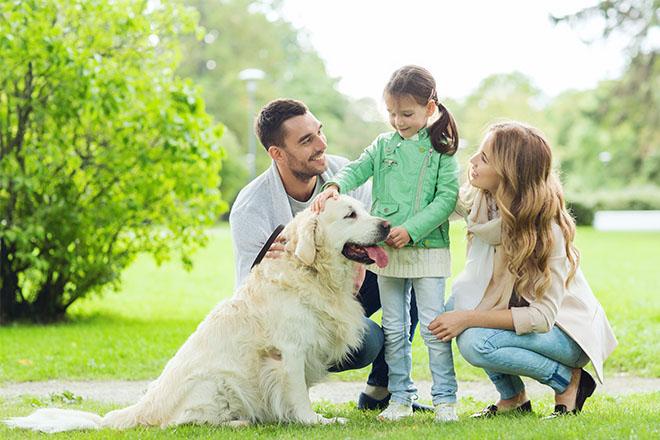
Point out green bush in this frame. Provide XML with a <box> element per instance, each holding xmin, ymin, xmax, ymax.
<box><xmin>570</xmin><ymin>187</ymin><xmax>660</xmax><ymax>214</ymax></box>
<box><xmin>566</xmin><ymin>200</ymin><xmax>595</xmax><ymax>226</ymax></box>
<box><xmin>592</xmin><ymin>187</ymin><xmax>660</xmax><ymax>211</ymax></box>
<box><xmin>0</xmin><ymin>0</ymin><xmax>225</xmax><ymax>323</ymax></box>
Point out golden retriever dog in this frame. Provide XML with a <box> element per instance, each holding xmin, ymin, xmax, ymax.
<box><xmin>5</xmin><ymin>195</ymin><xmax>390</xmax><ymax>432</ymax></box>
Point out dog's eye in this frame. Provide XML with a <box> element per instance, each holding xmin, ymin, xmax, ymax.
<box><xmin>344</xmin><ymin>211</ymin><xmax>357</xmax><ymax>219</ymax></box>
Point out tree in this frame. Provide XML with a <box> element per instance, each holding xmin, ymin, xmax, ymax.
<box><xmin>0</xmin><ymin>0</ymin><xmax>226</xmax><ymax>323</ymax></box>
<box><xmin>551</xmin><ymin>0</ymin><xmax>658</xmax><ymax>55</ymax></box>
<box><xmin>177</xmin><ymin>0</ymin><xmax>387</xmax><ymax>205</ymax></box>
<box><xmin>550</xmin><ymin>0</ymin><xmax>659</xmax><ymax>190</ymax></box>
<box><xmin>454</xmin><ymin>72</ymin><xmax>550</xmax><ymax>150</ymax></box>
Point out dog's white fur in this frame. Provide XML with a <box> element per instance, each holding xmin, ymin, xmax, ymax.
<box><xmin>5</xmin><ymin>196</ymin><xmax>389</xmax><ymax>432</ymax></box>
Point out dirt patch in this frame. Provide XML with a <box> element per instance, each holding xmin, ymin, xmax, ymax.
<box><xmin>1</xmin><ymin>374</ymin><xmax>657</xmax><ymax>406</ymax></box>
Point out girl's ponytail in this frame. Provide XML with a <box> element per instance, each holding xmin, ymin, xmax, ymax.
<box><xmin>429</xmin><ymin>94</ymin><xmax>458</xmax><ymax>156</ymax></box>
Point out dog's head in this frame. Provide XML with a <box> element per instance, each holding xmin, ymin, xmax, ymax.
<box><xmin>286</xmin><ymin>195</ymin><xmax>390</xmax><ymax>268</ymax></box>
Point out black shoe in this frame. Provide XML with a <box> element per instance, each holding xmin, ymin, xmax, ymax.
<box><xmin>574</xmin><ymin>369</ymin><xmax>597</xmax><ymax>413</ymax></box>
<box><xmin>412</xmin><ymin>402</ymin><xmax>434</xmax><ymax>413</ymax></box>
<box><xmin>471</xmin><ymin>400</ymin><xmax>532</xmax><ymax>419</ymax></box>
<box><xmin>357</xmin><ymin>392</ymin><xmax>390</xmax><ymax>411</ymax></box>
<box><xmin>357</xmin><ymin>392</ymin><xmax>433</xmax><ymax>412</ymax></box>
<box><xmin>545</xmin><ymin>369</ymin><xmax>597</xmax><ymax>419</ymax></box>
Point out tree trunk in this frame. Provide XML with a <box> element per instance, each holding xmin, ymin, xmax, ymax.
<box><xmin>1</xmin><ymin>240</ymin><xmax>67</xmax><ymax>324</ymax></box>
<box><xmin>0</xmin><ymin>239</ymin><xmax>21</xmax><ymax>324</ymax></box>
<box><xmin>32</xmin><ymin>274</ymin><xmax>67</xmax><ymax>323</ymax></box>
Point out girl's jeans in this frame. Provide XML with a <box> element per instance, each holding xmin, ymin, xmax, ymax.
<box><xmin>456</xmin><ymin>326</ymin><xmax>589</xmax><ymax>399</ymax></box>
<box><xmin>378</xmin><ymin>276</ymin><xmax>457</xmax><ymax>405</ymax></box>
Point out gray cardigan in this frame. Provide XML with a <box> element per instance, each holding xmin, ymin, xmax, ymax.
<box><xmin>229</xmin><ymin>155</ymin><xmax>372</xmax><ymax>289</ymax></box>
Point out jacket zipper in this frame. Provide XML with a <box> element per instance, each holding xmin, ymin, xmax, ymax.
<box><xmin>413</xmin><ymin>149</ymin><xmax>433</xmax><ymax>214</ymax></box>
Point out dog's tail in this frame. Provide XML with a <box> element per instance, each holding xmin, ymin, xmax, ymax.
<box><xmin>4</xmin><ymin>408</ymin><xmax>103</xmax><ymax>433</ymax></box>
<box><xmin>3</xmin><ymin>401</ymin><xmax>152</xmax><ymax>433</ymax></box>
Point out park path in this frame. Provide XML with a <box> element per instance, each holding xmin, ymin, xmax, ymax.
<box><xmin>1</xmin><ymin>374</ymin><xmax>658</xmax><ymax>406</ymax></box>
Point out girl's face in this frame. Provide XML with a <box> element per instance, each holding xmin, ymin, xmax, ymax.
<box><xmin>384</xmin><ymin>93</ymin><xmax>434</xmax><ymax>139</ymax></box>
<box><xmin>469</xmin><ymin>133</ymin><xmax>500</xmax><ymax>193</ymax></box>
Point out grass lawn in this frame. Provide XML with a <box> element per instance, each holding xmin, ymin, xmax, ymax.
<box><xmin>1</xmin><ymin>224</ymin><xmax>659</xmax><ymax>383</ymax></box>
<box><xmin>1</xmin><ymin>393</ymin><xmax>658</xmax><ymax>439</ymax></box>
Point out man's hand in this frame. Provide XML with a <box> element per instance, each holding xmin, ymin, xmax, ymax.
<box><xmin>264</xmin><ymin>234</ymin><xmax>286</xmax><ymax>260</ymax></box>
<box><xmin>352</xmin><ymin>264</ymin><xmax>366</xmax><ymax>294</ymax></box>
<box><xmin>428</xmin><ymin>310</ymin><xmax>472</xmax><ymax>342</ymax></box>
<box><xmin>385</xmin><ymin>226</ymin><xmax>411</xmax><ymax>249</ymax></box>
<box><xmin>311</xmin><ymin>185</ymin><xmax>339</xmax><ymax>213</ymax></box>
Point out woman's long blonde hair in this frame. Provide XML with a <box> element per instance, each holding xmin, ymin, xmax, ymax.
<box><xmin>488</xmin><ymin>122</ymin><xmax>579</xmax><ymax>299</ymax></box>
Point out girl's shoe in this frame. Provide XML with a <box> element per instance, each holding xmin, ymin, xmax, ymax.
<box><xmin>377</xmin><ymin>402</ymin><xmax>413</xmax><ymax>421</ymax></box>
<box><xmin>434</xmin><ymin>403</ymin><xmax>458</xmax><ymax>422</ymax></box>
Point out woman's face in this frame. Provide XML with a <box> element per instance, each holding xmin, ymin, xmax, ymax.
<box><xmin>469</xmin><ymin>134</ymin><xmax>500</xmax><ymax>193</ymax></box>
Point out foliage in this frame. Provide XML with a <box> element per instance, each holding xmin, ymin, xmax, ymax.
<box><xmin>177</xmin><ymin>0</ymin><xmax>387</xmax><ymax>199</ymax></box>
<box><xmin>572</xmin><ymin>186</ymin><xmax>660</xmax><ymax>212</ymax></box>
<box><xmin>0</xmin><ymin>0</ymin><xmax>226</xmax><ymax>323</ymax></box>
<box><xmin>566</xmin><ymin>200</ymin><xmax>595</xmax><ymax>226</ymax></box>
<box><xmin>549</xmin><ymin>0</ymin><xmax>659</xmax><ymax>191</ymax></box>
<box><xmin>551</xmin><ymin>0</ymin><xmax>659</xmax><ymax>55</ymax></box>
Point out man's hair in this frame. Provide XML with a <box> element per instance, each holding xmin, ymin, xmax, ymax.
<box><xmin>255</xmin><ymin>99</ymin><xmax>308</xmax><ymax>151</ymax></box>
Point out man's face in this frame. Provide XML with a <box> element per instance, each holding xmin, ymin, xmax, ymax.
<box><xmin>277</xmin><ymin>112</ymin><xmax>328</xmax><ymax>181</ymax></box>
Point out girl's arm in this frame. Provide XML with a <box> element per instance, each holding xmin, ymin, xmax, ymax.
<box><xmin>401</xmin><ymin>153</ymin><xmax>459</xmax><ymax>243</ymax></box>
<box><xmin>325</xmin><ymin>137</ymin><xmax>380</xmax><ymax>194</ymax></box>
<box><xmin>428</xmin><ymin>309</ymin><xmax>514</xmax><ymax>342</ymax></box>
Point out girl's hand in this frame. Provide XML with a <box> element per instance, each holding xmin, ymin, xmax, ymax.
<box><xmin>311</xmin><ymin>186</ymin><xmax>339</xmax><ymax>213</ymax></box>
<box><xmin>428</xmin><ymin>310</ymin><xmax>471</xmax><ymax>342</ymax></box>
<box><xmin>385</xmin><ymin>226</ymin><xmax>410</xmax><ymax>249</ymax></box>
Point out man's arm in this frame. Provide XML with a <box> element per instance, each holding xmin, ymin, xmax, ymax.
<box><xmin>229</xmin><ymin>206</ymin><xmax>272</xmax><ymax>290</ymax></box>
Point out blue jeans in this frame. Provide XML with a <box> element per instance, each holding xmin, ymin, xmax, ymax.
<box><xmin>355</xmin><ymin>271</ymin><xmax>419</xmax><ymax>388</ymax></box>
<box><xmin>378</xmin><ymin>276</ymin><xmax>457</xmax><ymax>405</ymax></box>
<box><xmin>457</xmin><ymin>326</ymin><xmax>589</xmax><ymax>399</ymax></box>
<box><xmin>328</xmin><ymin>317</ymin><xmax>384</xmax><ymax>373</ymax></box>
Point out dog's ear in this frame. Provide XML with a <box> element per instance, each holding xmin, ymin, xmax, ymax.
<box><xmin>294</xmin><ymin>212</ymin><xmax>318</xmax><ymax>266</ymax></box>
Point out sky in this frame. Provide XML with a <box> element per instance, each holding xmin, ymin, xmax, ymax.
<box><xmin>280</xmin><ymin>0</ymin><xmax>630</xmax><ymax>102</ymax></box>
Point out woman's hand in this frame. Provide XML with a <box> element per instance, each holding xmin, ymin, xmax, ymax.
<box><xmin>385</xmin><ymin>226</ymin><xmax>411</xmax><ymax>249</ymax></box>
<box><xmin>311</xmin><ymin>186</ymin><xmax>339</xmax><ymax>213</ymax></box>
<box><xmin>428</xmin><ymin>310</ymin><xmax>472</xmax><ymax>342</ymax></box>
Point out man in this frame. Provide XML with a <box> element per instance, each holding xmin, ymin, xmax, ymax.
<box><xmin>229</xmin><ymin>98</ymin><xmax>429</xmax><ymax>411</ymax></box>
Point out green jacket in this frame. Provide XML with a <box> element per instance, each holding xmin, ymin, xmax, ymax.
<box><xmin>328</xmin><ymin>128</ymin><xmax>459</xmax><ymax>248</ymax></box>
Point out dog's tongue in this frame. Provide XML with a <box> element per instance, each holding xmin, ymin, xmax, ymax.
<box><xmin>366</xmin><ymin>246</ymin><xmax>388</xmax><ymax>268</ymax></box>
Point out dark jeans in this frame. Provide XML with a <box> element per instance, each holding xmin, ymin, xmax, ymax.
<box><xmin>328</xmin><ymin>271</ymin><xmax>419</xmax><ymax>388</ymax></box>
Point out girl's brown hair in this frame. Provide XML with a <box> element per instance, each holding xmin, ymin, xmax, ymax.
<box><xmin>488</xmin><ymin>122</ymin><xmax>579</xmax><ymax>298</ymax></box>
<box><xmin>384</xmin><ymin>65</ymin><xmax>458</xmax><ymax>155</ymax></box>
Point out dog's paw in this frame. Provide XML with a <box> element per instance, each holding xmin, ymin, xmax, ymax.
<box><xmin>222</xmin><ymin>419</ymin><xmax>251</xmax><ymax>428</ymax></box>
<box><xmin>317</xmin><ymin>415</ymin><xmax>348</xmax><ymax>425</ymax></box>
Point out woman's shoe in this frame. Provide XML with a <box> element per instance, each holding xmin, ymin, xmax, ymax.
<box><xmin>470</xmin><ymin>400</ymin><xmax>532</xmax><ymax>418</ymax></box>
<box><xmin>545</xmin><ymin>369</ymin><xmax>597</xmax><ymax>419</ymax></box>
<box><xmin>573</xmin><ymin>369</ymin><xmax>597</xmax><ymax>413</ymax></box>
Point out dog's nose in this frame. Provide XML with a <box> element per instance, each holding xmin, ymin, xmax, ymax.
<box><xmin>379</xmin><ymin>221</ymin><xmax>391</xmax><ymax>235</ymax></box>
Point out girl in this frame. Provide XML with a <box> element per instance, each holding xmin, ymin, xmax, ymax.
<box><xmin>429</xmin><ymin>121</ymin><xmax>617</xmax><ymax>418</ymax></box>
<box><xmin>313</xmin><ymin>65</ymin><xmax>460</xmax><ymax>422</ymax></box>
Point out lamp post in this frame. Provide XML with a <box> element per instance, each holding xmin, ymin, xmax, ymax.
<box><xmin>238</xmin><ymin>68</ymin><xmax>265</xmax><ymax>181</ymax></box>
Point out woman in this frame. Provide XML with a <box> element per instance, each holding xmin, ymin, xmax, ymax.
<box><xmin>429</xmin><ymin>121</ymin><xmax>617</xmax><ymax>418</ymax></box>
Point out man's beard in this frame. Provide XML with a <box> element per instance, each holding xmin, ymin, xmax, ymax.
<box><xmin>285</xmin><ymin>152</ymin><xmax>326</xmax><ymax>181</ymax></box>
<box><xmin>291</xmin><ymin>167</ymin><xmax>321</xmax><ymax>181</ymax></box>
